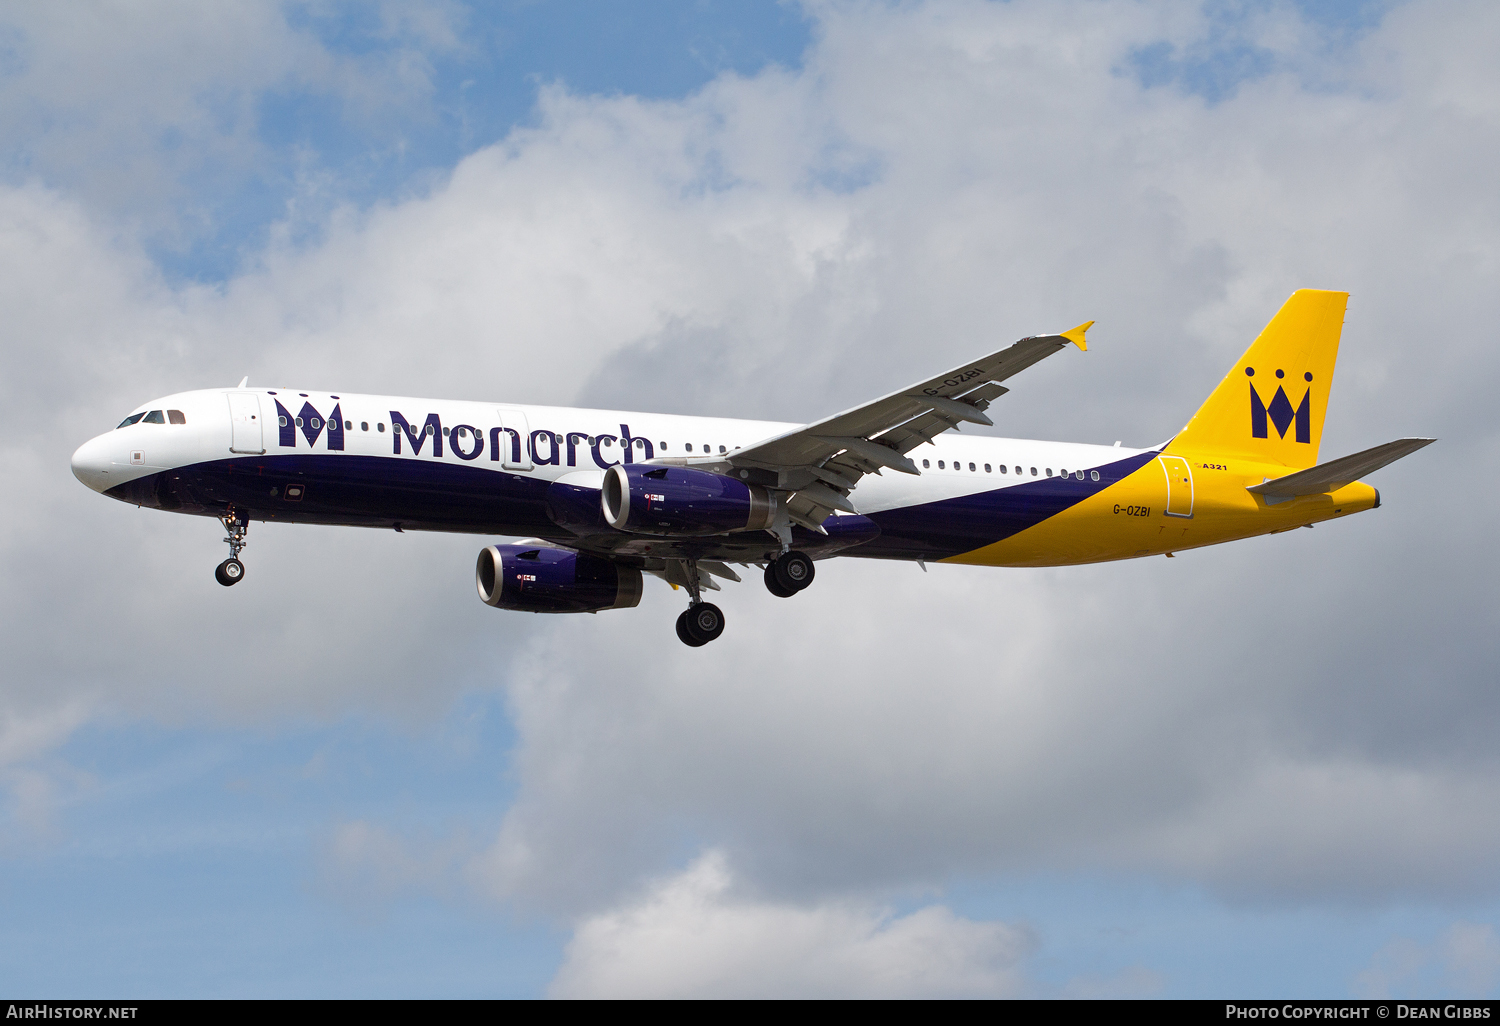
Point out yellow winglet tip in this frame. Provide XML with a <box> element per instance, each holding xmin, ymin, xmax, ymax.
<box><xmin>1061</xmin><ymin>320</ymin><xmax>1093</xmax><ymax>351</ymax></box>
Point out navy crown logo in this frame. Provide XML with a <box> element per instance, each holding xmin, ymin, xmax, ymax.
<box><xmin>275</xmin><ymin>398</ymin><xmax>344</xmax><ymax>450</ymax></box>
<box><xmin>1246</xmin><ymin>367</ymin><xmax>1311</xmax><ymax>443</ymax></box>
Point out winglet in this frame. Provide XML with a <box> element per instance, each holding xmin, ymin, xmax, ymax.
<box><xmin>1060</xmin><ymin>321</ymin><xmax>1093</xmax><ymax>352</ymax></box>
<box><xmin>237</xmin><ymin>376</ymin><xmax>249</xmax><ymax>388</ymax></box>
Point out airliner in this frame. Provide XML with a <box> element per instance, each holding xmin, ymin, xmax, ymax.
<box><xmin>71</xmin><ymin>290</ymin><xmax>1432</xmax><ymax>646</ymax></box>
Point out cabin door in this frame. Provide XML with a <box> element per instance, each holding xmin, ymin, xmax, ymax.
<box><xmin>228</xmin><ymin>393</ymin><xmax>265</xmax><ymax>454</ymax></box>
<box><xmin>1159</xmin><ymin>455</ymin><xmax>1194</xmax><ymax>517</ymax></box>
<box><xmin>495</xmin><ymin>408</ymin><xmax>532</xmax><ymax>470</ymax></box>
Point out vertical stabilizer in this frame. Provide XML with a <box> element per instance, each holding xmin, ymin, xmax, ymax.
<box><xmin>1170</xmin><ymin>289</ymin><xmax>1347</xmax><ymax>468</ymax></box>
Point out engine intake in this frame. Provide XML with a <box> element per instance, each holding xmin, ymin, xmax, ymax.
<box><xmin>476</xmin><ymin>544</ymin><xmax>642</xmax><ymax>614</ymax></box>
<box><xmin>601</xmin><ymin>464</ymin><xmax>774</xmax><ymax>536</ymax></box>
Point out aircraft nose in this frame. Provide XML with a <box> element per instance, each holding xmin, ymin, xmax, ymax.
<box><xmin>71</xmin><ymin>433</ymin><xmax>116</xmax><ymax>493</ymax></box>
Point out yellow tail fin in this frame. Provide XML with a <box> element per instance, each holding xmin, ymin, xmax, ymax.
<box><xmin>1171</xmin><ymin>289</ymin><xmax>1347</xmax><ymax>468</ymax></box>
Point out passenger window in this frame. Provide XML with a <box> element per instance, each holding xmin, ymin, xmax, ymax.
<box><xmin>660</xmin><ymin>442</ymin><xmax>668</xmax><ymax>449</ymax></box>
<box><xmin>969</xmin><ymin>463</ymin><xmax>976</xmax><ymax>472</ymax></box>
<box><xmin>377</xmin><ymin>423</ymin><xmax>385</xmax><ymax>432</ymax></box>
<box><xmin>442</xmin><ymin>426</ymin><xmax>450</xmax><ymax>436</ymax></box>
<box><xmin>361</xmin><ymin>422</ymin><xmax>369</xmax><ymax>431</ymax></box>
<box><xmin>719</xmin><ymin>445</ymin><xmax>726</xmax><ymax>454</ymax></box>
<box><xmin>1030</xmin><ymin>467</ymin><xmax>1037</xmax><ymax>476</ymax></box>
<box><xmin>278</xmin><ymin>416</ymin><xmax>288</xmax><ymax>427</ymax></box>
<box><xmin>938</xmin><ymin>460</ymin><xmax>945</xmax><ymax>469</ymax></box>
<box><xmin>345</xmin><ymin>420</ymin><xmax>352</xmax><ymax>430</ymax></box>
<box><xmin>168</xmin><ymin>410</ymin><xmax>186</xmax><ymax>425</ymax></box>
<box><xmin>294</xmin><ymin>417</ymin><xmax>303</xmax><ymax>427</ymax></box>
<box><xmin>922</xmin><ymin>459</ymin><xmax>930</xmax><ymax>469</ymax></box>
<box><xmin>984</xmin><ymin>464</ymin><xmax>991</xmax><ymax>472</ymax></box>
<box><xmin>999</xmin><ymin>465</ymin><xmax>1007</xmax><ymax>474</ymax></box>
<box><xmin>1046</xmin><ymin>469</ymin><xmax>1052</xmax><ymax>477</ymax></box>
<box><xmin>1075</xmin><ymin>470</ymin><xmax>1084</xmax><ymax>480</ymax></box>
<box><xmin>142</xmin><ymin>410</ymin><xmax>166</xmax><ymax>424</ymax></box>
<box><xmin>116</xmin><ymin>413</ymin><xmax>145</xmax><ymax>429</ymax></box>
<box><xmin>685</xmin><ymin>443</ymin><xmax>693</xmax><ymax>452</ymax></box>
<box><xmin>1090</xmin><ymin>470</ymin><xmax>1100</xmax><ymax>481</ymax></box>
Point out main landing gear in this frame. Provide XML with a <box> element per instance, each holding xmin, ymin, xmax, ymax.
<box><xmin>764</xmin><ymin>550</ymin><xmax>814</xmax><ymax>598</ymax></box>
<box><xmin>216</xmin><ymin>510</ymin><xmax>248</xmax><ymax>587</ymax></box>
<box><xmin>676</xmin><ymin>602</ymin><xmax>725</xmax><ymax>647</ymax></box>
<box><xmin>674</xmin><ymin>557</ymin><xmax>727</xmax><ymax>647</ymax></box>
<box><xmin>670</xmin><ymin>551</ymin><xmax>814</xmax><ymax>646</ymax></box>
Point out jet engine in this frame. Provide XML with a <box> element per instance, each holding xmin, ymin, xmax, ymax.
<box><xmin>476</xmin><ymin>544</ymin><xmax>642</xmax><ymax>614</ymax></box>
<box><xmin>601</xmin><ymin>464</ymin><xmax>774</xmax><ymax>536</ymax></box>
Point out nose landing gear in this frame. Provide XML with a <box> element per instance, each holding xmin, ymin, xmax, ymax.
<box><xmin>764</xmin><ymin>550</ymin><xmax>814</xmax><ymax>597</ymax></box>
<box><xmin>216</xmin><ymin>510</ymin><xmax>248</xmax><ymax>587</ymax></box>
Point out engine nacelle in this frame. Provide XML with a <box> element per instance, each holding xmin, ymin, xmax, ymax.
<box><xmin>476</xmin><ymin>544</ymin><xmax>642</xmax><ymax>614</ymax></box>
<box><xmin>601</xmin><ymin>464</ymin><xmax>774</xmax><ymax>536</ymax></box>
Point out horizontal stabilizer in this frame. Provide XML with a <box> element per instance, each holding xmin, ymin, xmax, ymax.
<box><xmin>1247</xmin><ymin>437</ymin><xmax>1436</xmax><ymax>499</ymax></box>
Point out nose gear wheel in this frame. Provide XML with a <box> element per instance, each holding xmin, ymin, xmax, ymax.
<box><xmin>217</xmin><ymin>509</ymin><xmax>249</xmax><ymax>586</ymax></box>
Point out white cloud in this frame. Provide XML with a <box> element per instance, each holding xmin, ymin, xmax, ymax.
<box><xmin>0</xmin><ymin>1</ymin><xmax>466</xmax><ymax>246</ymax></box>
<box><xmin>0</xmin><ymin>700</ymin><xmax>94</xmax><ymax>843</ymax></box>
<box><xmin>1443</xmin><ymin>923</ymin><xmax>1500</xmax><ymax>996</ymax></box>
<box><xmin>1064</xmin><ymin>965</ymin><xmax>1167</xmax><ymax>999</ymax></box>
<box><xmin>316</xmin><ymin>819</ymin><xmax>475</xmax><ymax>915</ymax></box>
<box><xmin>1353</xmin><ymin>922</ymin><xmax>1500</xmax><ymax>998</ymax></box>
<box><xmin>0</xmin><ymin>701</ymin><xmax>94</xmax><ymax>770</ymax></box>
<box><xmin>548</xmin><ymin>851</ymin><xmax>1032</xmax><ymax>998</ymax></box>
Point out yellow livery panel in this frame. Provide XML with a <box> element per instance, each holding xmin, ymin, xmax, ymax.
<box><xmin>948</xmin><ymin>450</ymin><xmax>1379</xmax><ymax>567</ymax></box>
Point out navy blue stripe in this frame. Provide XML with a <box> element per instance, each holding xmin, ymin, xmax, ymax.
<box><xmin>105</xmin><ymin>450</ymin><xmax>1159</xmax><ymax>562</ymax></box>
<box><xmin>107</xmin><ymin>454</ymin><xmax>557</xmax><ymax>536</ymax></box>
<box><xmin>857</xmin><ymin>451</ymin><xmax>1160</xmax><ymax>560</ymax></box>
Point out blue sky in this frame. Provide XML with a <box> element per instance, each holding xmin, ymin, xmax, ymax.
<box><xmin>5</xmin><ymin>0</ymin><xmax>1499</xmax><ymax>999</ymax></box>
<box><xmin>154</xmin><ymin>1</ymin><xmax>815</xmax><ymax>281</ymax></box>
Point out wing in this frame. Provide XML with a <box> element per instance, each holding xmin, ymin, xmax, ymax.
<box><xmin>657</xmin><ymin>323</ymin><xmax>1092</xmax><ymax>533</ymax></box>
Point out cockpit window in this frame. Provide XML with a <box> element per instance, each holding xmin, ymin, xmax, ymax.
<box><xmin>142</xmin><ymin>410</ymin><xmax>166</xmax><ymax>424</ymax></box>
<box><xmin>168</xmin><ymin>410</ymin><xmax>186</xmax><ymax>424</ymax></box>
<box><xmin>116</xmin><ymin>413</ymin><xmax>146</xmax><ymax>429</ymax></box>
